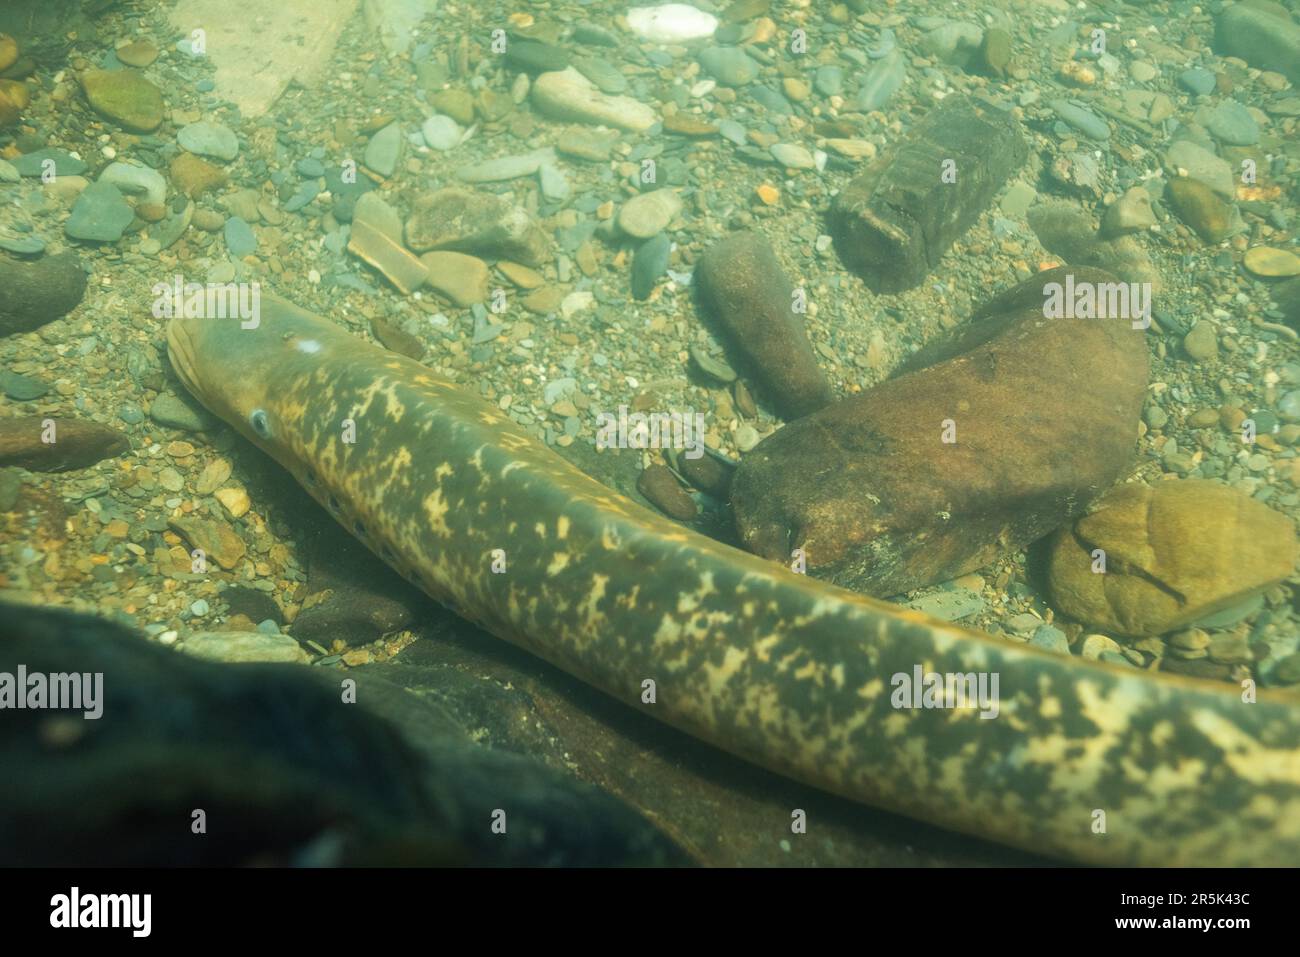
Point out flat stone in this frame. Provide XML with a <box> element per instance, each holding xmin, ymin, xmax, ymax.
<box><xmin>349</xmin><ymin>218</ymin><xmax>427</xmax><ymax>294</ymax></box>
<box><xmin>1178</xmin><ymin>67</ymin><xmax>1216</xmax><ymax>95</ymax></box>
<box><xmin>420</xmin><ymin>250</ymin><xmax>490</xmax><ymax>306</ymax></box>
<box><xmin>65</xmin><ymin>181</ymin><xmax>134</xmax><ymax>242</ymax></box>
<box><xmin>405</xmin><ymin>187</ymin><xmax>552</xmax><ymax>266</ymax></box>
<box><xmin>179</xmin><ymin>631</ymin><xmax>309</xmax><ymax>664</ymax></box>
<box><xmin>695</xmin><ymin>231</ymin><xmax>833</xmax><ymax>419</ymax></box>
<box><xmin>698</xmin><ymin>46</ymin><xmax>758</xmax><ymax>86</ymax></box>
<box><xmin>115</xmin><ymin>39</ymin><xmax>159</xmax><ymax>68</ymax></box>
<box><xmin>168</xmin><ymin>514</ymin><xmax>245</xmax><ymax>570</ymax></box>
<box><xmin>1205</xmin><ymin>99</ymin><xmax>1260</xmax><ymax>145</ymax></box>
<box><xmin>363</xmin><ymin>121</ymin><xmax>402</xmax><ymax>177</ymax></box>
<box><xmin>177</xmin><ymin>120</ymin><xmax>240</xmax><ymax>161</ymax></box>
<box><xmin>0</xmin><ymin>370</ymin><xmax>50</xmax><ymax>401</ymax></box>
<box><xmin>731</xmin><ymin>267</ymin><xmax>1148</xmax><ymax>595</ymax></box>
<box><xmin>531</xmin><ymin>68</ymin><xmax>657</xmax><ymax>132</ymax></box>
<box><xmin>455</xmin><ymin>148</ymin><xmax>555</xmax><ymax>183</ymax></box>
<box><xmin>1244</xmin><ymin>246</ymin><xmax>1300</xmax><ymax>278</ymax></box>
<box><xmin>617</xmin><ymin>188</ymin><xmax>682</xmax><ymax>239</ymax></box>
<box><xmin>169</xmin><ymin>152</ymin><xmax>227</xmax><ymax>198</ymax></box>
<box><xmin>855</xmin><ymin>48</ymin><xmax>905</xmax><ymax>111</ymax></box>
<box><xmin>1048</xmin><ymin>480</ymin><xmax>1297</xmax><ymax>636</ymax></box>
<box><xmin>1050</xmin><ymin>99</ymin><xmax>1109</xmax><ymax>140</ymax></box>
<box><xmin>1165</xmin><ymin>140</ymin><xmax>1235</xmax><ymax>199</ymax></box>
<box><xmin>80</xmin><ymin>68</ymin><xmax>163</xmax><ymax>132</ymax></box>
<box><xmin>223</xmin><ymin>216</ymin><xmax>257</xmax><ymax>257</ymax></box>
<box><xmin>149</xmin><ymin>393</ymin><xmax>216</xmax><ymax>431</ymax></box>
<box><xmin>572</xmin><ymin>55</ymin><xmax>627</xmax><ymax>95</ymax></box>
<box><xmin>13</xmin><ymin>148</ymin><xmax>87</xmax><ymax>177</ymax></box>
<box><xmin>98</xmin><ymin>161</ymin><xmax>166</xmax><ymax>206</ymax></box>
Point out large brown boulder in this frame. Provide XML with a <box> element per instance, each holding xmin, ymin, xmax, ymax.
<box><xmin>729</xmin><ymin>266</ymin><xmax>1149</xmax><ymax>596</ymax></box>
<box><xmin>1047</xmin><ymin>479</ymin><xmax>1297</xmax><ymax>636</ymax></box>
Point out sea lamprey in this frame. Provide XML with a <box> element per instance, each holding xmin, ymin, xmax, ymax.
<box><xmin>167</xmin><ymin>295</ymin><xmax>1300</xmax><ymax>866</ymax></box>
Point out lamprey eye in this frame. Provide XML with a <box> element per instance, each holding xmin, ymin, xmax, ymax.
<box><xmin>249</xmin><ymin>409</ymin><xmax>271</xmax><ymax>438</ymax></box>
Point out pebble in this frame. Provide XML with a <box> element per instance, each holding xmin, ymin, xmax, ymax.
<box><xmin>98</xmin><ymin>161</ymin><xmax>166</xmax><ymax>206</ymax></box>
<box><xmin>573</xmin><ymin>56</ymin><xmax>627</xmax><ymax>95</ymax></box>
<box><xmin>215</xmin><ymin>486</ymin><xmax>250</xmax><ymax>518</ymax></box>
<box><xmin>150</xmin><ymin>393</ymin><xmax>215</xmax><ymax>432</ymax></box>
<box><xmin>114</xmin><ymin>39</ymin><xmax>159</xmax><ymax>68</ymax></box>
<box><xmin>420</xmin><ymin>250</ymin><xmax>490</xmax><ymax>306</ymax></box>
<box><xmin>618</xmin><ymin>189</ymin><xmax>682</xmax><ymax>239</ymax></box>
<box><xmin>1165</xmin><ymin>140</ymin><xmax>1235</xmax><ymax>199</ymax></box>
<box><xmin>14</xmin><ymin>148</ymin><xmax>87</xmax><ymax>178</ymax></box>
<box><xmin>223</xmin><ymin>217</ymin><xmax>257</xmax><ymax>258</ymax></box>
<box><xmin>504</xmin><ymin>39</ymin><xmax>569</xmax><ymax>74</ymax></box>
<box><xmin>0</xmin><ymin>370</ymin><xmax>49</xmax><ymax>400</ymax></box>
<box><xmin>421</xmin><ymin>115</ymin><xmax>463</xmax><ymax>151</ymax></box>
<box><xmin>627</xmin><ymin>3</ymin><xmax>719</xmax><ymax>43</ymax></box>
<box><xmin>814</xmin><ymin>66</ymin><xmax>844</xmax><ymax>97</ymax></box>
<box><xmin>179</xmin><ymin>631</ymin><xmax>309</xmax><ymax>664</ymax></box>
<box><xmin>1178</xmin><ymin>68</ymin><xmax>1216</xmax><ymax>96</ymax></box>
<box><xmin>698</xmin><ymin>46</ymin><xmax>759</xmax><ymax>87</ymax></box>
<box><xmin>1129</xmin><ymin>61</ymin><xmax>1158</xmax><ymax>83</ymax></box>
<box><xmin>1278</xmin><ymin>391</ymin><xmax>1300</xmax><ymax>424</ymax></box>
<box><xmin>1205</xmin><ymin>99</ymin><xmax>1260</xmax><ymax>146</ymax></box>
<box><xmin>1183</xmin><ymin>321</ymin><xmax>1219</xmax><ymax>362</ymax></box>
<box><xmin>1080</xmin><ymin>633</ymin><xmax>1122</xmax><ymax>661</ymax></box>
<box><xmin>531</xmin><ymin>68</ymin><xmax>657</xmax><ymax>132</ymax></box>
<box><xmin>79</xmin><ymin>69</ymin><xmax>163</xmax><ymax>132</ymax></box>
<box><xmin>456</xmin><ymin>148</ymin><xmax>556</xmax><ymax>183</ymax></box>
<box><xmin>770</xmin><ymin>143</ymin><xmax>815</xmax><ymax>169</ymax></box>
<box><xmin>364</xmin><ymin>122</ymin><xmax>403</xmax><ymax>177</ymax></box>
<box><xmin>64</xmin><ymin>181</ymin><xmax>134</xmax><ymax>242</ymax></box>
<box><xmin>856</xmin><ymin>49</ymin><xmax>905</xmax><ymax>112</ymax></box>
<box><xmin>1050</xmin><ymin>100</ymin><xmax>1109</xmax><ymax>140</ymax></box>
<box><xmin>1101</xmin><ymin>186</ymin><xmax>1156</xmax><ymax>237</ymax></box>
<box><xmin>631</xmin><ymin>233</ymin><xmax>671</xmax><ymax>301</ymax></box>
<box><xmin>905</xmin><ymin>588</ymin><xmax>986</xmax><ymax>622</ymax></box>
<box><xmin>1029</xmin><ymin>624</ymin><xmax>1071</xmax><ymax>655</ymax></box>
<box><xmin>177</xmin><ymin>121</ymin><xmax>240</xmax><ymax>162</ymax></box>
<box><xmin>0</xmin><ymin>159</ymin><xmax>17</xmax><ymax>183</ymax></box>
<box><xmin>690</xmin><ymin>347</ymin><xmax>737</xmax><ymax>384</ymax></box>
<box><xmin>538</xmin><ymin>163</ymin><xmax>570</xmax><ymax>202</ymax></box>
<box><xmin>1167</xmin><ymin>177</ymin><xmax>1236</xmax><ymax>244</ymax></box>
<box><xmin>1243</xmin><ymin>247</ymin><xmax>1300</xmax><ymax>278</ymax></box>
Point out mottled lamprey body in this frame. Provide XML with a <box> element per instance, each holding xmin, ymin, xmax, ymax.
<box><xmin>167</xmin><ymin>297</ymin><xmax>1300</xmax><ymax>866</ymax></box>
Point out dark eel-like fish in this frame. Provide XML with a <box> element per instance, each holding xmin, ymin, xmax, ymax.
<box><xmin>167</xmin><ymin>295</ymin><xmax>1300</xmax><ymax>866</ymax></box>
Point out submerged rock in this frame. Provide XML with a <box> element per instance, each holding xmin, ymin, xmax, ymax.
<box><xmin>1048</xmin><ymin>480</ymin><xmax>1297</xmax><ymax>637</ymax></box>
<box><xmin>832</xmin><ymin>95</ymin><xmax>1027</xmax><ymax>293</ymax></box>
<box><xmin>694</xmin><ymin>232</ymin><xmax>833</xmax><ymax>419</ymax></box>
<box><xmin>531</xmin><ymin>68</ymin><xmax>657</xmax><ymax>132</ymax></box>
<box><xmin>0</xmin><ymin>250</ymin><xmax>87</xmax><ymax>337</ymax></box>
<box><xmin>0</xmin><ymin>416</ymin><xmax>129</xmax><ymax>471</ymax></box>
<box><xmin>0</xmin><ymin>602</ymin><xmax>689</xmax><ymax>866</ymax></box>
<box><xmin>628</xmin><ymin>3</ymin><xmax>719</xmax><ymax>43</ymax></box>
<box><xmin>405</xmin><ymin>187</ymin><xmax>552</xmax><ymax>266</ymax></box>
<box><xmin>730</xmin><ymin>267</ymin><xmax>1148</xmax><ymax>596</ymax></box>
<box><xmin>79</xmin><ymin>68</ymin><xmax>163</xmax><ymax>132</ymax></box>
<box><xmin>1215</xmin><ymin>3</ymin><xmax>1300</xmax><ymax>84</ymax></box>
